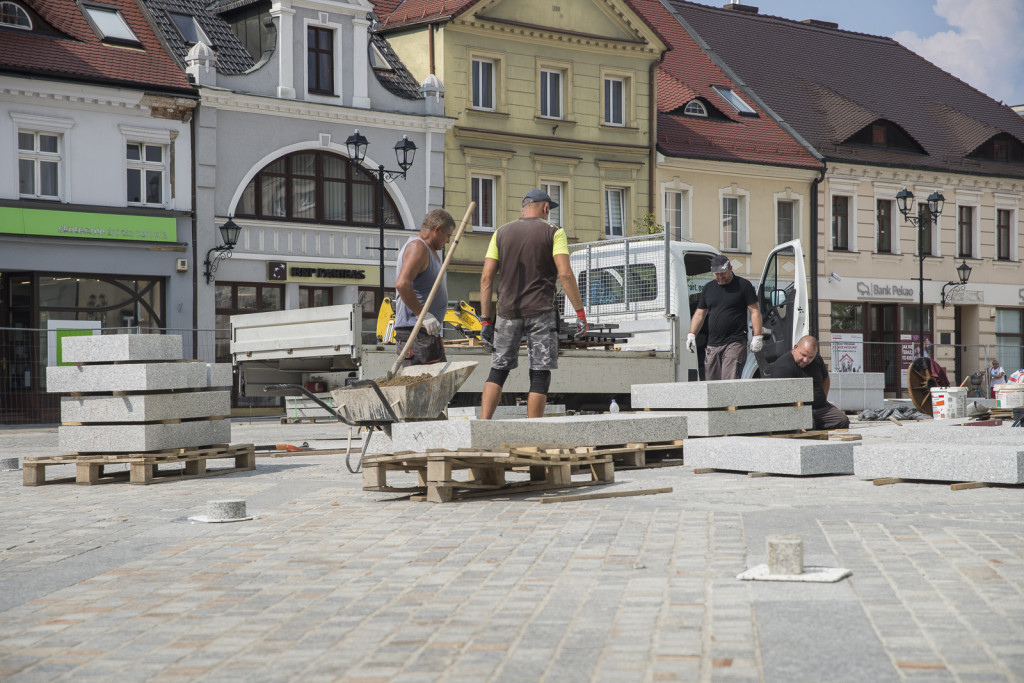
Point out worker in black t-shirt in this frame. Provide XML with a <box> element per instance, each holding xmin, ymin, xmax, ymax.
<box><xmin>686</xmin><ymin>254</ymin><xmax>762</xmax><ymax>380</ymax></box>
<box><xmin>770</xmin><ymin>335</ymin><xmax>850</xmax><ymax>430</ymax></box>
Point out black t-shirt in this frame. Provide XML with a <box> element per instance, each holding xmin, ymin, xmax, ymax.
<box><xmin>697</xmin><ymin>275</ymin><xmax>757</xmax><ymax>346</ymax></box>
<box><xmin>771</xmin><ymin>351</ymin><xmax>828</xmax><ymax>409</ymax></box>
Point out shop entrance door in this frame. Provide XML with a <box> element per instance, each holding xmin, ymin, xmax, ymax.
<box><xmin>868</xmin><ymin>303</ymin><xmax>900</xmax><ymax>395</ymax></box>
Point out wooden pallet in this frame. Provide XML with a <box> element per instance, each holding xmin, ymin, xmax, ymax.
<box><xmin>23</xmin><ymin>443</ymin><xmax>256</xmax><ymax>486</ymax></box>
<box><xmin>363</xmin><ymin>445</ymin><xmax>615</xmax><ymax>503</ymax></box>
<box><xmin>280</xmin><ymin>416</ymin><xmax>340</xmax><ymax>424</ymax></box>
<box><xmin>567</xmin><ymin>440</ymin><xmax>685</xmax><ymax>469</ymax></box>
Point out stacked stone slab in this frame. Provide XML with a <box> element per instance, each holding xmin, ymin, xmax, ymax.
<box><xmin>391</xmin><ymin>412</ymin><xmax>687</xmax><ymax>453</ymax></box>
<box><xmin>686</xmin><ymin>436</ymin><xmax>855</xmax><ymax>476</ymax></box>
<box><xmin>829</xmin><ymin>373</ymin><xmax>885</xmax><ymax>412</ymax></box>
<box><xmin>631</xmin><ymin>378</ymin><xmax>813</xmax><ymax>436</ymax></box>
<box><xmin>46</xmin><ymin>335</ymin><xmax>232</xmax><ymax>453</ymax></box>
<box><xmin>447</xmin><ymin>404</ymin><xmax>567</xmax><ymax>420</ymax></box>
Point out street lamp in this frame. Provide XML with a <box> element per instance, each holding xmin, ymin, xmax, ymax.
<box><xmin>345</xmin><ymin>130</ymin><xmax>417</xmax><ymax>305</ymax></box>
<box><xmin>941</xmin><ymin>259</ymin><xmax>973</xmax><ymax>308</ymax></box>
<box><xmin>895</xmin><ymin>188</ymin><xmax>944</xmax><ymax>358</ymax></box>
<box><xmin>203</xmin><ymin>217</ymin><xmax>241</xmax><ymax>284</ymax></box>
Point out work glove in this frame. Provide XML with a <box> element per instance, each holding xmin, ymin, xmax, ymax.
<box><xmin>574</xmin><ymin>308</ymin><xmax>588</xmax><ymax>341</ymax></box>
<box><xmin>686</xmin><ymin>333</ymin><xmax>697</xmax><ymax>353</ymax></box>
<box><xmin>422</xmin><ymin>313</ymin><xmax>441</xmax><ymax>336</ymax></box>
<box><xmin>480</xmin><ymin>318</ymin><xmax>494</xmax><ymax>346</ymax></box>
<box><xmin>749</xmin><ymin>335</ymin><xmax>764</xmax><ymax>353</ymax></box>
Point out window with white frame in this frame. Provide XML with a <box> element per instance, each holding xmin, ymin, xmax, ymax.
<box><xmin>957</xmin><ymin>204</ymin><xmax>975</xmax><ymax>258</ymax></box>
<box><xmin>665</xmin><ymin>190</ymin><xmax>685</xmax><ymax>240</ymax></box>
<box><xmin>997</xmin><ymin>209</ymin><xmax>1012</xmax><ymax>261</ymax></box>
<box><xmin>605</xmin><ymin>187</ymin><xmax>625</xmax><ymax>237</ymax></box>
<box><xmin>604</xmin><ymin>77</ymin><xmax>624</xmax><ymax>126</ymax></box>
<box><xmin>126</xmin><ymin>142</ymin><xmax>166</xmax><ymax>206</ymax></box>
<box><xmin>540</xmin><ymin>181</ymin><xmax>563</xmax><ymax>225</ymax></box>
<box><xmin>832</xmin><ymin>195</ymin><xmax>850</xmax><ymax>251</ymax></box>
<box><xmin>711</xmin><ymin>85</ymin><xmax>756</xmax><ymax>115</ymax></box>
<box><xmin>472</xmin><ymin>175</ymin><xmax>495</xmax><ymax>229</ymax></box>
<box><xmin>307</xmin><ymin>26</ymin><xmax>334</xmax><ymax>95</ymax></box>
<box><xmin>777</xmin><ymin>200</ymin><xmax>795</xmax><ymax>244</ymax></box>
<box><xmin>683</xmin><ymin>100</ymin><xmax>707</xmax><ymax>117</ymax></box>
<box><xmin>82</xmin><ymin>4</ymin><xmax>139</xmax><ymax>43</ymax></box>
<box><xmin>722</xmin><ymin>196</ymin><xmax>742</xmax><ymax>250</ymax></box>
<box><xmin>540</xmin><ymin>69</ymin><xmax>563</xmax><ymax>119</ymax></box>
<box><xmin>472</xmin><ymin>58</ymin><xmax>495</xmax><ymax>110</ymax></box>
<box><xmin>0</xmin><ymin>1</ymin><xmax>31</xmax><ymax>29</ymax></box>
<box><xmin>876</xmin><ymin>199</ymin><xmax>893</xmax><ymax>253</ymax></box>
<box><xmin>17</xmin><ymin>130</ymin><xmax>61</xmax><ymax>200</ymax></box>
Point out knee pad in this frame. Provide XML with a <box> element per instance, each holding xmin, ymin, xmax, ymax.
<box><xmin>486</xmin><ymin>367</ymin><xmax>510</xmax><ymax>387</ymax></box>
<box><xmin>529</xmin><ymin>369</ymin><xmax>551</xmax><ymax>395</ymax></box>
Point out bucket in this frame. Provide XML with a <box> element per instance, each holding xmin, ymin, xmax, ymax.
<box><xmin>995</xmin><ymin>384</ymin><xmax>1024</xmax><ymax>409</ymax></box>
<box><xmin>930</xmin><ymin>386</ymin><xmax>967</xmax><ymax>419</ymax></box>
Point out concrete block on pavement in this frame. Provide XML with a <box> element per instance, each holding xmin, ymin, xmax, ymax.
<box><xmin>60</xmin><ymin>334</ymin><xmax>183</xmax><ymax>363</ymax></box>
<box><xmin>59</xmin><ymin>419</ymin><xmax>232</xmax><ymax>453</ymax></box>
<box><xmin>392</xmin><ymin>412</ymin><xmax>687</xmax><ymax>453</ymax></box>
<box><xmin>889</xmin><ymin>422</ymin><xmax>1024</xmax><ymax>446</ymax></box>
<box><xmin>854</xmin><ymin>444</ymin><xmax>1024</xmax><ymax>484</ymax></box>
<box><xmin>60</xmin><ymin>391</ymin><xmax>230</xmax><ymax>423</ymax></box>
<box><xmin>47</xmin><ymin>363</ymin><xmax>232</xmax><ymax>393</ymax></box>
<box><xmin>684</xmin><ymin>405</ymin><xmax>812</xmax><ymax>437</ymax></box>
<box><xmin>829</xmin><ymin>373</ymin><xmax>885</xmax><ymax>411</ymax></box>
<box><xmin>632</xmin><ymin>378</ymin><xmax>812</xmax><ymax>410</ymax></box>
<box><xmin>447</xmin><ymin>405</ymin><xmax>567</xmax><ymax>420</ymax></box>
<box><xmin>686</xmin><ymin>435</ymin><xmax>854</xmax><ymax>475</ymax></box>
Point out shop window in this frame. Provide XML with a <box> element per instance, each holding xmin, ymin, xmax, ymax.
<box><xmin>299</xmin><ymin>286</ymin><xmax>333</xmax><ymax>308</ymax></box>
<box><xmin>214</xmin><ymin>282</ymin><xmax>284</xmax><ymax>361</ymax></box>
<box><xmin>236</xmin><ymin>151</ymin><xmax>403</xmax><ymax>228</ymax></box>
<box><xmin>901</xmin><ymin>305</ymin><xmax>933</xmax><ymax>354</ymax></box>
<box><xmin>126</xmin><ymin>142</ymin><xmax>165</xmax><ymax>206</ymax></box>
<box><xmin>830</xmin><ymin>302</ymin><xmax>864</xmax><ymax>331</ymax></box>
<box><xmin>996</xmin><ymin>309</ymin><xmax>1023</xmax><ymax>372</ymax></box>
<box><xmin>37</xmin><ymin>274</ymin><xmax>164</xmax><ymax>332</ymax></box>
<box><xmin>307</xmin><ymin>26</ymin><xmax>334</xmax><ymax>95</ymax></box>
<box><xmin>18</xmin><ymin>131</ymin><xmax>60</xmax><ymax>200</ymax></box>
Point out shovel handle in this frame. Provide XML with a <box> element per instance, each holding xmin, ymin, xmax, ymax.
<box><xmin>386</xmin><ymin>202</ymin><xmax>476</xmax><ymax>381</ymax></box>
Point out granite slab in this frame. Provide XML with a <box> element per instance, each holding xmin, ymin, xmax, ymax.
<box><xmin>829</xmin><ymin>373</ymin><xmax>885</xmax><ymax>411</ymax></box>
<box><xmin>47</xmin><ymin>363</ymin><xmax>232</xmax><ymax>393</ymax></box>
<box><xmin>60</xmin><ymin>334</ymin><xmax>183</xmax><ymax>363</ymax></box>
<box><xmin>58</xmin><ymin>419</ymin><xmax>232</xmax><ymax>454</ymax></box>
<box><xmin>391</xmin><ymin>412</ymin><xmax>687</xmax><ymax>453</ymax></box>
<box><xmin>684</xmin><ymin>405</ymin><xmax>812</xmax><ymax>437</ymax></box>
<box><xmin>854</xmin><ymin>444</ymin><xmax>1024</xmax><ymax>484</ymax></box>
<box><xmin>889</xmin><ymin>423</ymin><xmax>1024</xmax><ymax>445</ymax></box>
<box><xmin>686</xmin><ymin>435</ymin><xmax>854</xmax><ymax>475</ymax></box>
<box><xmin>631</xmin><ymin>378</ymin><xmax>812</xmax><ymax>410</ymax></box>
<box><xmin>447</xmin><ymin>405</ymin><xmax>567</xmax><ymax>420</ymax></box>
<box><xmin>60</xmin><ymin>391</ymin><xmax>230</xmax><ymax>423</ymax></box>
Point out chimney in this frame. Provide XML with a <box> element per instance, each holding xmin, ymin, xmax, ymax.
<box><xmin>721</xmin><ymin>2</ymin><xmax>758</xmax><ymax>13</ymax></box>
<box><xmin>801</xmin><ymin>18</ymin><xmax>839</xmax><ymax>29</ymax></box>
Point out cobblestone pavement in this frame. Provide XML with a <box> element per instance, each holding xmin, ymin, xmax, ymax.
<box><xmin>0</xmin><ymin>419</ymin><xmax>1022</xmax><ymax>682</ymax></box>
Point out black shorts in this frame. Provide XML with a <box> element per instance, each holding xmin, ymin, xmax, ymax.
<box><xmin>395</xmin><ymin>327</ymin><xmax>446</xmax><ymax>366</ymax></box>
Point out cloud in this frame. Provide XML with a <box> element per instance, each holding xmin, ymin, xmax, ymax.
<box><xmin>891</xmin><ymin>0</ymin><xmax>1024</xmax><ymax>105</ymax></box>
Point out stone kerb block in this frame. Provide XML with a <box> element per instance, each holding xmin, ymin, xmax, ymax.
<box><xmin>683</xmin><ymin>405</ymin><xmax>811</xmax><ymax>437</ymax></box>
<box><xmin>59</xmin><ymin>419</ymin><xmax>232</xmax><ymax>453</ymax></box>
<box><xmin>392</xmin><ymin>412</ymin><xmax>687</xmax><ymax>453</ymax></box>
<box><xmin>47</xmin><ymin>363</ymin><xmax>232</xmax><ymax>393</ymax></box>
<box><xmin>686</xmin><ymin>435</ymin><xmax>854</xmax><ymax>475</ymax></box>
<box><xmin>767</xmin><ymin>536</ymin><xmax>804</xmax><ymax>575</ymax></box>
<box><xmin>829</xmin><ymin>372</ymin><xmax>885</xmax><ymax>411</ymax></box>
<box><xmin>854</xmin><ymin>445</ymin><xmax>1024</xmax><ymax>484</ymax></box>
<box><xmin>61</xmin><ymin>334</ymin><xmax>183</xmax><ymax>363</ymax></box>
<box><xmin>889</xmin><ymin>423</ymin><xmax>1024</xmax><ymax>446</ymax></box>
<box><xmin>631</xmin><ymin>378</ymin><xmax>812</xmax><ymax>410</ymax></box>
<box><xmin>60</xmin><ymin>391</ymin><xmax>230</xmax><ymax>423</ymax></box>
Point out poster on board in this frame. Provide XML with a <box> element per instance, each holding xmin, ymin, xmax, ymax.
<box><xmin>830</xmin><ymin>332</ymin><xmax>863</xmax><ymax>373</ymax></box>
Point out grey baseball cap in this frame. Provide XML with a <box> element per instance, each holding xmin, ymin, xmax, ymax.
<box><xmin>522</xmin><ymin>189</ymin><xmax>559</xmax><ymax>209</ymax></box>
<box><xmin>710</xmin><ymin>254</ymin><xmax>731</xmax><ymax>273</ymax></box>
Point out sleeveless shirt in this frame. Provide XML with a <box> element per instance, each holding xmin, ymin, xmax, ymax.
<box><xmin>394</xmin><ymin>236</ymin><xmax>448</xmax><ymax>334</ymax></box>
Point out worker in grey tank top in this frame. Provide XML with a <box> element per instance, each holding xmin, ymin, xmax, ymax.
<box><xmin>394</xmin><ymin>209</ymin><xmax>456</xmax><ymax>366</ymax></box>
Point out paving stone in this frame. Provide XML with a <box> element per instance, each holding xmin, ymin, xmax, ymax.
<box><xmin>854</xmin><ymin>444</ymin><xmax>1024</xmax><ymax>484</ymax></box>
<box><xmin>46</xmin><ymin>363</ymin><xmax>232</xmax><ymax>393</ymax></box>
<box><xmin>60</xmin><ymin>334</ymin><xmax>183</xmax><ymax>363</ymax></box>
<box><xmin>59</xmin><ymin>391</ymin><xmax>230</xmax><ymax>423</ymax></box>
<box><xmin>683</xmin><ymin>405</ymin><xmax>812</xmax><ymax>437</ymax></box>
<box><xmin>631</xmin><ymin>378</ymin><xmax>812</xmax><ymax>409</ymax></box>
<box><xmin>685</xmin><ymin>435</ymin><xmax>854</xmax><ymax>475</ymax></box>
<box><xmin>391</xmin><ymin>413</ymin><xmax>687</xmax><ymax>452</ymax></box>
<box><xmin>58</xmin><ymin>419</ymin><xmax>232</xmax><ymax>453</ymax></box>
<box><xmin>829</xmin><ymin>373</ymin><xmax>885</xmax><ymax>411</ymax></box>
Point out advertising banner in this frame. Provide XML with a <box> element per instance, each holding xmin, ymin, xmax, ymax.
<box><xmin>0</xmin><ymin>207</ymin><xmax>177</xmax><ymax>243</ymax></box>
<box><xmin>830</xmin><ymin>332</ymin><xmax>863</xmax><ymax>372</ymax></box>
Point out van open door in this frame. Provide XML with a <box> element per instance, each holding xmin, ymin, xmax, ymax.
<box><xmin>755</xmin><ymin>240</ymin><xmax>808</xmax><ymax>376</ymax></box>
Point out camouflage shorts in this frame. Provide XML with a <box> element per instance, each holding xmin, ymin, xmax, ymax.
<box><xmin>490</xmin><ymin>310</ymin><xmax>558</xmax><ymax>371</ymax></box>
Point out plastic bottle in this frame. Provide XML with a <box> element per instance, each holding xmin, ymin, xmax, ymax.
<box><xmin>609</xmin><ymin>398</ymin><xmax>620</xmax><ymax>414</ymax></box>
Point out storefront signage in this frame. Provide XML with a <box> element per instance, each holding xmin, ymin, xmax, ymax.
<box><xmin>855</xmin><ymin>281</ymin><xmax>915</xmax><ymax>301</ymax></box>
<box><xmin>267</xmin><ymin>261</ymin><xmax>380</xmax><ymax>286</ymax></box>
<box><xmin>0</xmin><ymin>207</ymin><xmax>176</xmax><ymax>243</ymax></box>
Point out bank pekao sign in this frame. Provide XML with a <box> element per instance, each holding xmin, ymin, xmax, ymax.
<box><xmin>267</xmin><ymin>261</ymin><xmax>379</xmax><ymax>286</ymax></box>
<box><xmin>855</xmin><ymin>281</ymin><xmax>915</xmax><ymax>301</ymax></box>
<box><xmin>0</xmin><ymin>207</ymin><xmax>176</xmax><ymax>243</ymax></box>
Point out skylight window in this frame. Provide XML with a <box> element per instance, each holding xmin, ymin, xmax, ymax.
<box><xmin>370</xmin><ymin>43</ymin><xmax>393</xmax><ymax>71</ymax></box>
<box><xmin>711</xmin><ymin>85</ymin><xmax>756</xmax><ymax>115</ymax></box>
<box><xmin>170</xmin><ymin>12</ymin><xmax>209</xmax><ymax>45</ymax></box>
<box><xmin>83</xmin><ymin>5</ymin><xmax>139</xmax><ymax>44</ymax></box>
<box><xmin>0</xmin><ymin>2</ymin><xmax>32</xmax><ymax>29</ymax></box>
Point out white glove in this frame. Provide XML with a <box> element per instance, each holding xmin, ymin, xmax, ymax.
<box><xmin>686</xmin><ymin>333</ymin><xmax>697</xmax><ymax>353</ymax></box>
<box><xmin>749</xmin><ymin>335</ymin><xmax>763</xmax><ymax>353</ymax></box>
<box><xmin>422</xmin><ymin>313</ymin><xmax>441</xmax><ymax>336</ymax></box>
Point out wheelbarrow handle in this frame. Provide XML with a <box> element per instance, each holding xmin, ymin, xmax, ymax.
<box><xmin>264</xmin><ymin>383</ymin><xmax>397</xmax><ymax>437</ymax></box>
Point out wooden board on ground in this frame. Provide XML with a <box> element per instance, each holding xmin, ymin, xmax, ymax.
<box><xmin>538</xmin><ymin>486</ymin><xmax>673</xmax><ymax>504</ymax></box>
<box><xmin>873</xmin><ymin>477</ymin><xmax>1023</xmax><ymax>491</ymax></box>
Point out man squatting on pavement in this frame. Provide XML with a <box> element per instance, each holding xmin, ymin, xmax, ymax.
<box><xmin>393</xmin><ymin>209</ymin><xmax>456</xmax><ymax>366</ymax></box>
<box><xmin>478</xmin><ymin>189</ymin><xmax>588</xmax><ymax>419</ymax></box>
<box><xmin>771</xmin><ymin>335</ymin><xmax>850</xmax><ymax>430</ymax></box>
<box><xmin>686</xmin><ymin>254</ymin><xmax>763</xmax><ymax>380</ymax></box>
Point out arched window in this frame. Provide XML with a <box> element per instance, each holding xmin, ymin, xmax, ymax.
<box><xmin>235</xmin><ymin>150</ymin><xmax>405</xmax><ymax>228</ymax></box>
<box><xmin>0</xmin><ymin>1</ymin><xmax>31</xmax><ymax>29</ymax></box>
<box><xmin>683</xmin><ymin>99</ymin><xmax>707</xmax><ymax>117</ymax></box>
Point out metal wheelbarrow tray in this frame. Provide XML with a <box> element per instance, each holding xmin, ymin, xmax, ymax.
<box><xmin>331</xmin><ymin>360</ymin><xmax>477</xmax><ymax>424</ymax></box>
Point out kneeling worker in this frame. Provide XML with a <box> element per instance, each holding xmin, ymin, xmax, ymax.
<box><xmin>479</xmin><ymin>189</ymin><xmax>587</xmax><ymax>419</ymax></box>
<box><xmin>393</xmin><ymin>209</ymin><xmax>456</xmax><ymax>366</ymax></box>
<box><xmin>770</xmin><ymin>335</ymin><xmax>850</xmax><ymax>430</ymax></box>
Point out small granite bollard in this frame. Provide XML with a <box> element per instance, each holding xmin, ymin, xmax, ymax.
<box><xmin>767</xmin><ymin>536</ymin><xmax>804</xmax><ymax>575</ymax></box>
<box><xmin>188</xmin><ymin>499</ymin><xmax>255</xmax><ymax>523</ymax></box>
<box><xmin>0</xmin><ymin>457</ymin><xmax>20</xmax><ymax>471</ymax></box>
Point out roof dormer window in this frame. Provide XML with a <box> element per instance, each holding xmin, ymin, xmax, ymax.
<box><xmin>370</xmin><ymin>42</ymin><xmax>393</xmax><ymax>71</ymax></box>
<box><xmin>968</xmin><ymin>133</ymin><xmax>1024</xmax><ymax>164</ymax></box>
<box><xmin>844</xmin><ymin>119</ymin><xmax>926</xmax><ymax>154</ymax></box>
<box><xmin>683</xmin><ymin>100</ymin><xmax>708</xmax><ymax>117</ymax></box>
<box><xmin>82</xmin><ymin>4</ymin><xmax>140</xmax><ymax>45</ymax></box>
<box><xmin>170</xmin><ymin>12</ymin><xmax>210</xmax><ymax>46</ymax></box>
<box><xmin>711</xmin><ymin>85</ymin><xmax>757</xmax><ymax>115</ymax></box>
<box><xmin>0</xmin><ymin>1</ymin><xmax>31</xmax><ymax>29</ymax></box>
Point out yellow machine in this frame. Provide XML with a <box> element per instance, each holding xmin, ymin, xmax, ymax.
<box><xmin>376</xmin><ymin>298</ymin><xmax>483</xmax><ymax>343</ymax></box>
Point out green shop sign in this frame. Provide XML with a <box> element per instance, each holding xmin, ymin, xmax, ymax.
<box><xmin>0</xmin><ymin>207</ymin><xmax>177</xmax><ymax>243</ymax></box>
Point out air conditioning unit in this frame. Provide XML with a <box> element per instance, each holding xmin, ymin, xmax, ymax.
<box><xmin>176</xmin><ymin>258</ymin><xmax>188</xmax><ymax>273</ymax></box>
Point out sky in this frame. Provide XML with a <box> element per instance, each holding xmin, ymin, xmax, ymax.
<box><xmin>752</xmin><ymin>0</ymin><xmax>1024</xmax><ymax>107</ymax></box>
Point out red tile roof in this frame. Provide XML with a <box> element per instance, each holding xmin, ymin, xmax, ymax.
<box><xmin>631</xmin><ymin>0</ymin><xmax>820</xmax><ymax>169</ymax></box>
<box><xmin>375</xmin><ymin>0</ymin><xmax>480</xmax><ymax>31</ymax></box>
<box><xmin>0</xmin><ymin>0</ymin><xmax>194</xmax><ymax>94</ymax></box>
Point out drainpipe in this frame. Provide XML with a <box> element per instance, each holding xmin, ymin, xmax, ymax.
<box><xmin>810</xmin><ymin>161</ymin><xmax>826</xmax><ymax>338</ymax></box>
<box><xmin>648</xmin><ymin>51</ymin><xmax>665</xmax><ymax>217</ymax></box>
<box><xmin>428</xmin><ymin>23</ymin><xmax>435</xmax><ymax>75</ymax></box>
<box><xmin>190</xmin><ymin>107</ymin><xmax>199</xmax><ymax>358</ymax></box>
